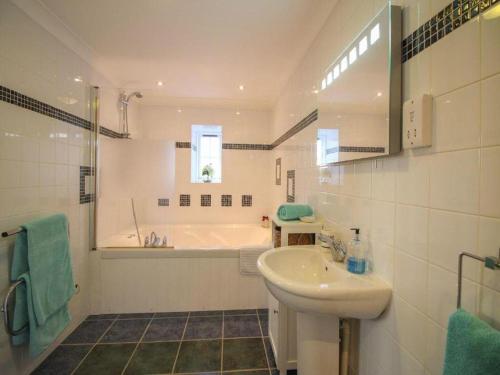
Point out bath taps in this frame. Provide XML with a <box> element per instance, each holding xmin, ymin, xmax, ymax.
<box><xmin>318</xmin><ymin>233</ymin><xmax>347</xmax><ymax>262</ymax></box>
<box><xmin>145</xmin><ymin>231</ymin><xmax>162</xmax><ymax>247</ymax></box>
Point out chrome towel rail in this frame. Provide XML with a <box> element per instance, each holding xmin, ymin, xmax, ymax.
<box><xmin>1</xmin><ymin>227</ymin><xmax>23</xmax><ymax>238</ymax></box>
<box><xmin>1</xmin><ymin>280</ymin><xmax>28</xmax><ymax>336</ymax></box>
<box><xmin>457</xmin><ymin>249</ymin><xmax>500</xmax><ymax>309</ymax></box>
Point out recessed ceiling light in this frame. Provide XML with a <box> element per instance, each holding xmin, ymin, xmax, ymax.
<box><xmin>74</xmin><ymin>76</ymin><xmax>82</xmax><ymax>83</ymax></box>
<box><xmin>236</xmin><ymin>111</ymin><xmax>240</xmax><ymax>115</ymax></box>
<box><xmin>177</xmin><ymin>109</ymin><xmax>182</xmax><ymax>113</ymax></box>
<box><xmin>377</xmin><ymin>92</ymin><xmax>382</xmax><ymax>97</ymax></box>
<box><xmin>239</xmin><ymin>85</ymin><xmax>244</xmax><ymax>91</ymax></box>
<box><xmin>157</xmin><ymin>81</ymin><xmax>164</xmax><ymax>86</ymax></box>
<box><xmin>313</xmin><ymin>89</ymin><xmax>319</xmax><ymax>94</ymax></box>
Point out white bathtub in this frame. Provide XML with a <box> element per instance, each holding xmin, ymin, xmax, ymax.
<box><xmin>91</xmin><ymin>224</ymin><xmax>272</xmax><ymax>313</ymax></box>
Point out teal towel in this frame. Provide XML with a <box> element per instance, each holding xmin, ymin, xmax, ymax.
<box><xmin>11</xmin><ymin>214</ymin><xmax>75</xmax><ymax>356</ymax></box>
<box><xmin>277</xmin><ymin>204</ymin><xmax>313</xmax><ymax>221</ymax></box>
<box><xmin>443</xmin><ymin>309</ymin><xmax>500</xmax><ymax>375</ymax></box>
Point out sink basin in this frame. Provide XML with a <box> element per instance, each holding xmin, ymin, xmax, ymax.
<box><xmin>257</xmin><ymin>245</ymin><xmax>391</xmax><ymax>319</ymax></box>
<box><xmin>258</xmin><ymin>245</ymin><xmax>392</xmax><ymax>375</ymax></box>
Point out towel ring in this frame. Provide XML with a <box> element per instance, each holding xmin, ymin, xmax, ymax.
<box><xmin>1</xmin><ymin>279</ymin><xmax>28</xmax><ymax>336</ymax></box>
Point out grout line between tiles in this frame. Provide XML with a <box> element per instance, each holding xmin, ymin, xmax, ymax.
<box><xmin>70</xmin><ymin>315</ymin><xmax>119</xmax><ymax>374</ymax></box>
<box><xmin>256</xmin><ymin>309</ymin><xmax>272</xmax><ymax>375</ymax></box>
<box><xmin>120</xmin><ymin>316</ymin><xmax>154</xmax><ymax>374</ymax></box>
<box><xmin>171</xmin><ymin>311</ymin><xmax>190</xmax><ymax>374</ymax></box>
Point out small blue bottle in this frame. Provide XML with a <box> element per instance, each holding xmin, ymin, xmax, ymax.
<box><xmin>347</xmin><ymin>228</ymin><xmax>366</xmax><ymax>274</ymax></box>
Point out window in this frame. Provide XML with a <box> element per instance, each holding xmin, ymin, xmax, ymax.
<box><xmin>191</xmin><ymin>125</ymin><xmax>222</xmax><ymax>183</ymax></box>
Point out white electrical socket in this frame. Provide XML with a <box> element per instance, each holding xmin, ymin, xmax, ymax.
<box><xmin>403</xmin><ymin>94</ymin><xmax>432</xmax><ymax>149</ymax></box>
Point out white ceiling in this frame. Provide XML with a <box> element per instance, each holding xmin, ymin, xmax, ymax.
<box><xmin>39</xmin><ymin>0</ymin><xmax>337</xmax><ymax>108</ymax></box>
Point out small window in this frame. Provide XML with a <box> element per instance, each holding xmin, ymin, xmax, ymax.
<box><xmin>191</xmin><ymin>125</ymin><xmax>222</xmax><ymax>183</ymax></box>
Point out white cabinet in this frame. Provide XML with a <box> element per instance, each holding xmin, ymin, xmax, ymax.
<box><xmin>268</xmin><ymin>216</ymin><xmax>323</xmax><ymax>374</ymax></box>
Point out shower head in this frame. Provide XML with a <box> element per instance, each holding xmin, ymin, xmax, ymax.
<box><xmin>126</xmin><ymin>91</ymin><xmax>143</xmax><ymax>101</ymax></box>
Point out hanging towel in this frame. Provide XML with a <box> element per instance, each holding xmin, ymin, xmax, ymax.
<box><xmin>277</xmin><ymin>204</ymin><xmax>313</xmax><ymax>221</ymax></box>
<box><xmin>443</xmin><ymin>308</ymin><xmax>500</xmax><ymax>375</ymax></box>
<box><xmin>11</xmin><ymin>214</ymin><xmax>75</xmax><ymax>356</ymax></box>
<box><xmin>240</xmin><ymin>247</ymin><xmax>267</xmax><ymax>276</ymax></box>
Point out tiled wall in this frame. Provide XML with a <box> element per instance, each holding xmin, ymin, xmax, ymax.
<box><xmin>271</xmin><ymin>1</ymin><xmax>500</xmax><ymax>375</ymax></box>
<box><xmin>125</xmin><ymin>105</ymin><xmax>273</xmax><ymax>227</ymax></box>
<box><xmin>0</xmin><ymin>2</ymin><xmax>122</xmax><ymax>374</ymax></box>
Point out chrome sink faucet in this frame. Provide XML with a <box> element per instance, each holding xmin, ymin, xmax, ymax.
<box><xmin>318</xmin><ymin>232</ymin><xmax>347</xmax><ymax>262</ymax></box>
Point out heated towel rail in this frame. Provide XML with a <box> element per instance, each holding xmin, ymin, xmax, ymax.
<box><xmin>1</xmin><ymin>227</ymin><xmax>79</xmax><ymax>336</ymax></box>
<box><xmin>457</xmin><ymin>249</ymin><xmax>500</xmax><ymax>309</ymax></box>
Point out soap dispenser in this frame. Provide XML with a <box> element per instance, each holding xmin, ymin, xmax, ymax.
<box><xmin>347</xmin><ymin>228</ymin><xmax>366</xmax><ymax>274</ymax></box>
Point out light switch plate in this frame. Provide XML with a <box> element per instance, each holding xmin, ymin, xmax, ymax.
<box><xmin>403</xmin><ymin>94</ymin><xmax>433</xmax><ymax>149</ymax></box>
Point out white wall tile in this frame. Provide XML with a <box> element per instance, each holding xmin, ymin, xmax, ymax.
<box><xmin>433</xmin><ymin>83</ymin><xmax>480</xmax><ymax>152</ymax></box>
<box><xmin>480</xmin><ymin>7</ymin><xmax>500</xmax><ymax>78</ymax></box>
<box><xmin>371</xmin><ymin>200</ymin><xmax>396</xmax><ymax>246</ymax></box>
<box><xmin>429</xmin><ymin>149</ymin><xmax>480</xmax><ymax>214</ymax></box>
<box><xmin>428</xmin><ymin>209</ymin><xmax>479</xmax><ymax>280</ymax></box>
<box><xmin>372</xmin><ymin>157</ymin><xmax>398</xmax><ymax>202</ymax></box>
<box><xmin>386</xmin><ymin>297</ymin><xmax>428</xmax><ymax>363</ymax></box>
<box><xmin>424</xmin><ymin>320</ymin><xmax>447</xmax><ymax>375</ymax></box>
<box><xmin>431</xmin><ymin>19</ymin><xmax>480</xmax><ymax>95</ymax></box>
<box><xmin>395</xmin><ymin>250</ymin><xmax>428</xmax><ymax>312</ymax></box>
<box><xmin>478</xmin><ymin>216</ymin><xmax>500</xmax><ymax>292</ymax></box>
<box><xmin>477</xmin><ymin>286</ymin><xmax>500</xmax><ymax>330</ymax></box>
<box><xmin>395</xmin><ymin>204</ymin><xmax>428</xmax><ymax>260</ymax></box>
<box><xmin>397</xmin><ymin>155</ymin><xmax>429</xmax><ymax>206</ymax></box>
<box><xmin>479</xmin><ymin>146</ymin><xmax>500</xmax><ymax>218</ymax></box>
<box><xmin>481</xmin><ymin>74</ymin><xmax>500</xmax><ymax>147</ymax></box>
<box><xmin>427</xmin><ymin>264</ymin><xmax>478</xmax><ymax>328</ymax></box>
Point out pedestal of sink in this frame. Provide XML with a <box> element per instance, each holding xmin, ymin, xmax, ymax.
<box><xmin>296</xmin><ymin>312</ymin><xmax>340</xmax><ymax>375</ymax></box>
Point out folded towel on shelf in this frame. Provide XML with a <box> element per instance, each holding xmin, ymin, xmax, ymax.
<box><xmin>240</xmin><ymin>247</ymin><xmax>267</xmax><ymax>276</ymax></box>
<box><xmin>443</xmin><ymin>308</ymin><xmax>500</xmax><ymax>375</ymax></box>
<box><xmin>277</xmin><ymin>204</ymin><xmax>314</xmax><ymax>221</ymax></box>
<box><xmin>11</xmin><ymin>214</ymin><xmax>75</xmax><ymax>356</ymax></box>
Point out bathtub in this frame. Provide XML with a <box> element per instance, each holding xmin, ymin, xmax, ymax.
<box><xmin>91</xmin><ymin>224</ymin><xmax>272</xmax><ymax>313</ymax></box>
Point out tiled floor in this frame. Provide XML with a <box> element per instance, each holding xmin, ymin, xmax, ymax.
<box><xmin>33</xmin><ymin>309</ymin><xmax>283</xmax><ymax>375</ymax></box>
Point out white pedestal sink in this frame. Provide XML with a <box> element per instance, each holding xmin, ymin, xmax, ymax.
<box><xmin>257</xmin><ymin>246</ymin><xmax>392</xmax><ymax>375</ymax></box>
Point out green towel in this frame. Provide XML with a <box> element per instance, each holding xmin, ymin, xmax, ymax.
<box><xmin>443</xmin><ymin>309</ymin><xmax>500</xmax><ymax>375</ymax></box>
<box><xmin>11</xmin><ymin>214</ymin><xmax>75</xmax><ymax>357</ymax></box>
<box><xmin>277</xmin><ymin>204</ymin><xmax>313</xmax><ymax>221</ymax></box>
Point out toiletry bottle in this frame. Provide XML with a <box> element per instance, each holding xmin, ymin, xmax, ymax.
<box><xmin>347</xmin><ymin>228</ymin><xmax>366</xmax><ymax>274</ymax></box>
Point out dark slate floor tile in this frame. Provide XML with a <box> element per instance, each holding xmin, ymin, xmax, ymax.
<box><xmin>154</xmin><ymin>311</ymin><xmax>189</xmax><ymax>318</ymax></box>
<box><xmin>223</xmin><ymin>371</ymin><xmax>269</xmax><ymax>375</ymax></box>
<box><xmin>117</xmin><ymin>313</ymin><xmax>154</xmax><ymax>319</ymax></box>
<box><xmin>86</xmin><ymin>314</ymin><xmax>118</xmax><ymax>321</ymax></box>
<box><xmin>190</xmin><ymin>310</ymin><xmax>223</xmax><ymax>317</ymax></box>
<box><xmin>74</xmin><ymin>344</ymin><xmax>135</xmax><ymax>375</ymax></box>
<box><xmin>174</xmin><ymin>339</ymin><xmax>221</xmax><ymax>373</ymax></box>
<box><xmin>101</xmin><ymin>319</ymin><xmax>150</xmax><ymax>343</ymax></box>
<box><xmin>63</xmin><ymin>320</ymin><xmax>112</xmax><ymax>344</ymax></box>
<box><xmin>143</xmin><ymin>317</ymin><xmax>187</xmax><ymax>342</ymax></box>
<box><xmin>124</xmin><ymin>342</ymin><xmax>179</xmax><ymax>374</ymax></box>
<box><xmin>222</xmin><ymin>338</ymin><xmax>268</xmax><ymax>371</ymax></box>
<box><xmin>32</xmin><ymin>345</ymin><xmax>92</xmax><ymax>375</ymax></box>
<box><xmin>264</xmin><ymin>337</ymin><xmax>277</xmax><ymax>368</ymax></box>
<box><xmin>224</xmin><ymin>309</ymin><xmax>257</xmax><ymax>316</ymax></box>
<box><xmin>259</xmin><ymin>315</ymin><xmax>269</xmax><ymax>336</ymax></box>
<box><xmin>224</xmin><ymin>315</ymin><xmax>261</xmax><ymax>338</ymax></box>
<box><xmin>184</xmin><ymin>316</ymin><xmax>222</xmax><ymax>339</ymax></box>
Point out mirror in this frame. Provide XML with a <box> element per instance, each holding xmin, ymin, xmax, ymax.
<box><xmin>317</xmin><ymin>5</ymin><xmax>401</xmax><ymax>165</ymax></box>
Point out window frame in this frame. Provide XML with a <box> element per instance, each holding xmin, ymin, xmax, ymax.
<box><xmin>190</xmin><ymin>125</ymin><xmax>223</xmax><ymax>184</ymax></box>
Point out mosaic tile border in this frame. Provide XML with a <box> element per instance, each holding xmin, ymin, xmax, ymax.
<box><xmin>221</xmin><ymin>194</ymin><xmax>232</xmax><ymax>207</ymax></box>
<box><xmin>402</xmin><ymin>0</ymin><xmax>498</xmax><ymax>63</ymax></box>
<box><xmin>79</xmin><ymin>166</ymin><xmax>95</xmax><ymax>204</ymax></box>
<box><xmin>242</xmin><ymin>195</ymin><xmax>253</xmax><ymax>207</ymax></box>
<box><xmin>201</xmin><ymin>194</ymin><xmax>211</xmax><ymax>207</ymax></box>
<box><xmin>158</xmin><ymin>198</ymin><xmax>169</xmax><ymax>207</ymax></box>
<box><xmin>179</xmin><ymin>194</ymin><xmax>191</xmax><ymax>207</ymax></box>
<box><xmin>175</xmin><ymin>141</ymin><xmax>272</xmax><ymax>151</ymax></box>
<box><xmin>0</xmin><ymin>85</ymin><xmax>127</xmax><ymax>139</ymax></box>
<box><xmin>271</xmin><ymin>110</ymin><xmax>318</xmax><ymax>149</ymax></box>
<box><xmin>327</xmin><ymin>146</ymin><xmax>386</xmax><ymax>154</ymax></box>
<box><xmin>286</xmin><ymin>170</ymin><xmax>295</xmax><ymax>203</ymax></box>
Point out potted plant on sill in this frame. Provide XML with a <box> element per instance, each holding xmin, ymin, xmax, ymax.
<box><xmin>202</xmin><ymin>164</ymin><xmax>214</xmax><ymax>183</ymax></box>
